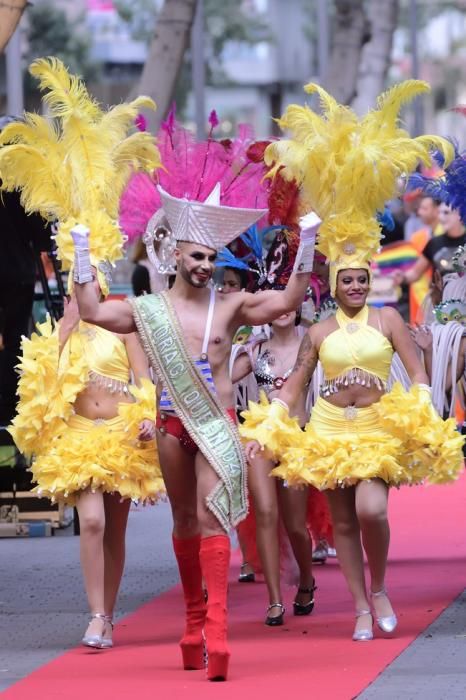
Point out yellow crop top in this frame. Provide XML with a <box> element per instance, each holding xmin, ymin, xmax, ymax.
<box><xmin>61</xmin><ymin>322</ymin><xmax>130</xmax><ymax>394</ymax></box>
<box><xmin>318</xmin><ymin>305</ymin><xmax>393</xmax><ymax>397</ymax></box>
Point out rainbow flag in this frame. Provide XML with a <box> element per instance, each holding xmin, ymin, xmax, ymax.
<box><xmin>373</xmin><ymin>241</ymin><xmax>419</xmax><ymax>274</ymax></box>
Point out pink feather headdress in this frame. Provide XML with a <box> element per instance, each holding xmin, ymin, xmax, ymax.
<box><xmin>119</xmin><ymin>107</ymin><xmax>270</xmax><ymax>244</ymax></box>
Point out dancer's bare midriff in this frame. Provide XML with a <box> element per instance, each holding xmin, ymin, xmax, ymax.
<box><xmin>73</xmin><ymin>379</ymin><xmax>134</xmax><ymax>421</ymax></box>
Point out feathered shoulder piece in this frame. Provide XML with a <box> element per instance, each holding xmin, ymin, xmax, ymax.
<box><xmin>265</xmin><ymin>81</ymin><xmax>454</xmax><ymax>264</ymax></box>
<box><xmin>0</xmin><ymin>56</ymin><xmax>162</xmax><ymax>277</ymax></box>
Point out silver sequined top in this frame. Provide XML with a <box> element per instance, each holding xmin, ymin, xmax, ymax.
<box><xmin>253</xmin><ymin>346</ymin><xmax>293</xmax><ymax>397</ymax></box>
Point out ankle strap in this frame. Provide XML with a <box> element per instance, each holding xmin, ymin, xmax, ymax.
<box><xmin>370</xmin><ymin>588</ymin><xmax>387</xmax><ymax>598</ymax></box>
<box><xmin>355</xmin><ymin>609</ymin><xmax>371</xmax><ymax>618</ymax></box>
<box><xmin>267</xmin><ymin>602</ymin><xmax>285</xmax><ymax>613</ymax></box>
<box><xmin>90</xmin><ymin>613</ymin><xmax>106</xmax><ymax>621</ymax></box>
<box><xmin>104</xmin><ymin>615</ymin><xmax>114</xmax><ymax>628</ymax></box>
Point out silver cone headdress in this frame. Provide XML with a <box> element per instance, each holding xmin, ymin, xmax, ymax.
<box><xmin>157</xmin><ymin>183</ymin><xmax>267</xmax><ymax>251</ymax></box>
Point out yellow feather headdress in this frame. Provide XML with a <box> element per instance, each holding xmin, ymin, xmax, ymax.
<box><xmin>0</xmin><ymin>56</ymin><xmax>162</xmax><ymax>295</ymax></box>
<box><xmin>265</xmin><ymin>80</ymin><xmax>454</xmax><ymax>295</ymax></box>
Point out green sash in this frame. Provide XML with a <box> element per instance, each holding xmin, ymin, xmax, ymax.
<box><xmin>129</xmin><ymin>292</ymin><xmax>247</xmax><ymax>531</ymax></box>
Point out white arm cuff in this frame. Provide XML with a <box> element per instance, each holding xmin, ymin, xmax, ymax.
<box><xmin>71</xmin><ymin>225</ymin><xmax>94</xmax><ymax>284</ymax></box>
<box><xmin>292</xmin><ymin>239</ymin><xmax>316</xmax><ymax>275</ymax></box>
<box><xmin>292</xmin><ymin>212</ymin><xmax>321</xmax><ymax>275</ymax></box>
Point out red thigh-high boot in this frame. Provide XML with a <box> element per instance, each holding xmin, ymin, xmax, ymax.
<box><xmin>199</xmin><ymin>534</ymin><xmax>231</xmax><ymax>681</ymax></box>
<box><xmin>172</xmin><ymin>534</ymin><xmax>206</xmax><ymax>670</ymax></box>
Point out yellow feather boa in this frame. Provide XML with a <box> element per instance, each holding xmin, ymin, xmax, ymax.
<box><xmin>9</xmin><ymin>319</ymin><xmax>164</xmax><ymax>504</ymax></box>
<box><xmin>29</xmin><ymin>377</ymin><xmax>163</xmax><ymax>505</ymax></box>
<box><xmin>240</xmin><ymin>384</ymin><xmax>464</xmax><ymax>489</ymax></box>
<box><xmin>9</xmin><ymin>317</ymin><xmax>88</xmax><ymax>458</ymax></box>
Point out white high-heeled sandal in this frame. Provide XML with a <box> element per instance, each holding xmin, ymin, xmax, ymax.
<box><xmin>82</xmin><ymin>613</ymin><xmax>106</xmax><ymax>648</ymax></box>
<box><xmin>371</xmin><ymin>588</ymin><xmax>398</xmax><ymax>633</ymax></box>
<box><xmin>100</xmin><ymin>615</ymin><xmax>114</xmax><ymax>649</ymax></box>
<box><xmin>352</xmin><ymin>609</ymin><xmax>373</xmax><ymax>641</ymax></box>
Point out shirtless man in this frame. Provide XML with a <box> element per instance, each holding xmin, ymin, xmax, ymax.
<box><xmin>71</xmin><ymin>187</ymin><xmax>319</xmax><ymax>681</ymax></box>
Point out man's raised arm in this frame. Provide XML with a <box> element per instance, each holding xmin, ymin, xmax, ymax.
<box><xmin>72</xmin><ymin>225</ymin><xmax>136</xmax><ymax>334</ymax></box>
<box><xmin>237</xmin><ymin>213</ymin><xmax>320</xmax><ymax>326</ymax></box>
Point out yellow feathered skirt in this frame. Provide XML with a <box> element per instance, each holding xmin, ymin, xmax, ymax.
<box><xmin>241</xmin><ymin>384</ymin><xmax>464</xmax><ymax>490</ymax></box>
<box><xmin>30</xmin><ymin>410</ymin><xmax>164</xmax><ymax>506</ymax></box>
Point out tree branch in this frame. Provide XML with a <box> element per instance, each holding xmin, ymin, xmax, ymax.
<box><xmin>324</xmin><ymin>0</ymin><xmax>370</xmax><ymax>105</ymax></box>
<box><xmin>129</xmin><ymin>0</ymin><xmax>197</xmax><ymax>132</ymax></box>
<box><xmin>352</xmin><ymin>0</ymin><xmax>399</xmax><ymax>114</ymax></box>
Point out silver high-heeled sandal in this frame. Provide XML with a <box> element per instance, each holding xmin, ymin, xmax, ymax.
<box><xmin>82</xmin><ymin>613</ymin><xmax>106</xmax><ymax>648</ymax></box>
<box><xmin>352</xmin><ymin>609</ymin><xmax>373</xmax><ymax>641</ymax></box>
<box><xmin>100</xmin><ymin>615</ymin><xmax>114</xmax><ymax>649</ymax></box>
<box><xmin>312</xmin><ymin>540</ymin><xmax>328</xmax><ymax>564</ymax></box>
<box><xmin>371</xmin><ymin>588</ymin><xmax>398</xmax><ymax>633</ymax></box>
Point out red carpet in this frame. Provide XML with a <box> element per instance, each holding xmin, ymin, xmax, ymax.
<box><xmin>4</xmin><ymin>474</ymin><xmax>465</xmax><ymax>700</ymax></box>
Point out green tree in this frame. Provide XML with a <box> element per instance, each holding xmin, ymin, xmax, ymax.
<box><xmin>114</xmin><ymin>0</ymin><xmax>269</xmax><ymax>116</ymax></box>
<box><xmin>25</xmin><ymin>1</ymin><xmax>98</xmax><ymax>86</ymax></box>
<box><xmin>115</xmin><ymin>0</ymin><xmax>267</xmax><ymax>62</ymax></box>
<box><xmin>113</xmin><ymin>0</ymin><xmax>158</xmax><ymax>42</ymax></box>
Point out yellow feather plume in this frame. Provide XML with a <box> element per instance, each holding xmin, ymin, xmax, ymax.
<box><xmin>0</xmin><ymin>56</ymin><xmax>162</xmax><ymax>275</ymax></box>
<box><xmin>265</xmin><ymin>80</ymin><xmax>453</xmax><ymax>264</ymax></box>
<box><xmin>29</xmin><ymin>56</ymin><xmax>102</xmax><ymax>122</ymax></box>
<box><xmin>373</xmin><ymin>79</ymin><xmax>430</xmax><ymax>129</ymax></box>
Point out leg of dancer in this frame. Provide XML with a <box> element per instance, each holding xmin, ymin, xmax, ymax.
<box><xmin>277</xmin><ymin>482</ymin><xmax>315</xmax><ymax>615</ymax></box>
<box><xmin>76</xmin><ymin>490</ymin><xmax>107</xmax><ymax>643</ymax></box>
<box><xmin>156</xmin><ymin>433</ymin><xmax>205</xmax><ymax>670</ymax></box>
<box><xmin>247</xmin><ymin>452</ymin><xmax>283</xmax><ymax>624</ymax></box>
<box><xmin>157</xmin><ymin>429</ymin><xmax>231</xmax><ymax>681</ymax></box>
<box><xmin>356</xmin><ymin>479</ymin><xmax>394</xmax><ymax>628</ymax></box>
<box><xmin>196</xmin><ymin>452</ymin><xmax>231</xmax><ymax>680</ymax></box>
<box><xmin>325</xmin><ymin>487</ymin><xmax>370</xmax><ymax>639</ymax></box>
<box><xmin>76</xmin><ymin>489</ymin><xmax>132</xmax><ymax>647</ymax></box>
<box><xmin>236</xmin><ymin>520</ymin><xmax>256</xmax><ymax>582</ymax></box>
<box><xmin>308</xmin><ymin>486</ymin><xmax>333</xmax><ymax>563</ymax></box>
<box><xmin>326</xmin><ymin>478</ymin><xmax>393</xmax><ymax>640</ymax></box>
<box><xmin>102</xmin><ymin>493</ymin><xmax>132</xmax><ymax>646</ymax></box>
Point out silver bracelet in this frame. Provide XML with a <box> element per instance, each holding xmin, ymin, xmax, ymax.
<box><xmin>272</xmin><ymin>397</ymin><xmax>290</xmax><ymax>411</ymax></box>
<box><xmin>417</xmin><ymin>383</ymin><xmax>432</xmax><ymax>393</ymax></box>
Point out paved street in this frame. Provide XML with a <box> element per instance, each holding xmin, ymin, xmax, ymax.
<box><xmin>1</xmin><ymin>502</ymin><xmax>465</xmax><ymax>698</ymax></box>
<box><xmin>0</xmin><ymin>502</ymin><xmax>177</xmax><ymax>692</ymax></box>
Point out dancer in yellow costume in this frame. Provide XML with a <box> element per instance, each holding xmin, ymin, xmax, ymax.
<box><xmin>1</xmin><ymin>57</ymin><xmax>164</xmax><ymax>649</ymax></box>
<box><xmin>241</xmin><ymin>81</ymin><xmax>464</xmax><ymax>643</ymax></box>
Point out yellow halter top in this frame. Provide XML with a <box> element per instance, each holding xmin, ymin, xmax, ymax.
<box><xmin>61</xmin><ymin>322</ymin><xmax>131</xmax><ymax>394</ymax></box>
<box><xmin>318</xmin><ymin>305</ymin><xmax>393</xmax><ymax>397</ymax></box>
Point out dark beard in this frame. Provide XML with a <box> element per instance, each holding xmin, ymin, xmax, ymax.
<box><xmin>179</xmin><ymin>264</ymin><xmax>210</xmax><ymax>288</ymax></box>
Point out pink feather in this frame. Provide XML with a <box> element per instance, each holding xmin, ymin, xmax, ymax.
<box><xmin>119</xmin><ymin>117</ymin><xmax>270</xmax><ymax>241</ymax></box>
<box><xmin>119</xmin><ymin>172</ymin><xmax>161</xmax><ymax>244</ymax></box>
<box><xmin>134</xmin><ymin>113</ymin><xmax>147</xmax><ymax>132</ymax></box>
<box><xmin>208</xmin><ymin>109</ymin><xmax>219</xmax><ymax>129</ymax></box>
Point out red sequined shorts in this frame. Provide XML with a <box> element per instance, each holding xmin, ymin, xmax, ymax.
<box><xmin>156</xmin><ymin>408</ymin><xmax>237</xmax><ymax>456</ymax></box>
